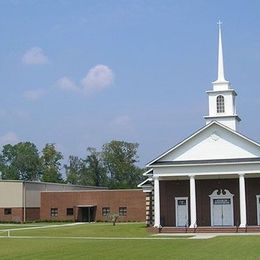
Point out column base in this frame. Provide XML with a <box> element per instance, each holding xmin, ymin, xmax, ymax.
<box><xmin>154</xmin><ymin>224</ymin><xmax>162</xmax><ymax>228</ymax></box>
<box><xmin>239</xmin><ymin>223</ymin><xmax>246</xmax><ymax>228</ymax></box>
<box><xmin>189</xmin><ymin>223</ymin><xmax>197</xmax><ymax>228</ymax></box>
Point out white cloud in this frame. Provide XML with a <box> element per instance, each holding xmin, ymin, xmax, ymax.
<box><xmin>57</xmin><ymin>64</ymin><xmax>114</xmax><ymax>96</ymax></box>
<box><xmin>56</xmin><ymin>77</ymin><xmax>79</xmax><ymax>91</ymax></box>
<box><xmin>81</xmin><ymin>64</ymin><xmax>114</xmax><ymax>94</ymax></box>
<box><xmin>22</xmin><ymin>47</ymin><xmax>49</xmax><ymax>65</ymax></box>
<box><xmin>23</xmin><ymin>89</ymin><xmax>46</xmax><ymax>100</ymax></box>
<box><xmin>0</xmin><ymin>132</ymin><xmax>19</xmax><ymax>146</ymax></box>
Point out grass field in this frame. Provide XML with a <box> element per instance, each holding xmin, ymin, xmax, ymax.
<box><xmin>1</xmin><ymin>222</ymin><xmax>260</xmax><ymax>259</ymax></box>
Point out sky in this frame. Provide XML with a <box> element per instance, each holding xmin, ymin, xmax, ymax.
<box><xmin>0</xmin><ymin>0</ymin><xmax>260</xmax><ymax>167</ymax></box>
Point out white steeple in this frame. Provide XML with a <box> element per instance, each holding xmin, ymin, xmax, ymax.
<box><xmin>216</xmin><ymin>21</ymin><xmax>227</xmax><ymax>83</ymax></box>
<box><xmin>212</xmin><ymin>21</ymin><xmax>230</xmax><ymax>91</ymax></box>
<box><xmin>204</xmin><ymin>21</ymin><xmax>241</xmax><ymax>131</ymax></box>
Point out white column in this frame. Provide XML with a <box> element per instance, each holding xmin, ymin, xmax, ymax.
<box><xmin>189</xmin><ymin>175</ymin><xmax>197</xmax><ymax>228</ymax></box>
<box><xmin>153</xmin><ymin>176</ymin><xmax>161</xmax><ymax>228</ymax></box>
<box><xmin>239</xmin><ymin>174</ymin><xmax>247</xmax><ymax>227</ymax></box>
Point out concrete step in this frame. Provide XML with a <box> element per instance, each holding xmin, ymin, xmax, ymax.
<box><xmin>157</xmin><ymin>226</ymin><xmax>260</xmax><ymax>233</ymax></box>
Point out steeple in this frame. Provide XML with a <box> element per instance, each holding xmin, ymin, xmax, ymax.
<box><xmin>216</xmin><ymin>21</ymin><xmax>227</xmax><ymax>83</ymax></box>
<box><xmin>212</xmin><ymin>21</ymin><xmax>230</xmax><ymax>91</ymax></box>
<box><xmin>204</xmin><ymin>22</ymin><xmax>241</xmax><ymax>131</ymax></box>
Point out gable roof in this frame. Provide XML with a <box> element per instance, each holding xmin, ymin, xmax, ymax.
<box><xmin>147</xmin><ymin>121</ymin><xmax>260</xmax><ymax>167</ymax></box>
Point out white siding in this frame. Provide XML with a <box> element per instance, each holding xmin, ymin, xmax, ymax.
<box><xmin>161</xmin><ymin>124</ymin><xmax>260</xmax><ymax>161</ymax></box>
<box><xmin>0</xmin><ymin>182</ymin><xmax>23</xmax><ymax>207</ymax></box>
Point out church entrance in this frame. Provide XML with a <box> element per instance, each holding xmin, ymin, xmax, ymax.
<box><xmin>209</xmin><ymin>189</ymin><xmax>234</xmax><ymax>226</ymax></box>
<box><xmin>175</xmin><ymin>197</ymin><xmax>188</xmax><ymax>227</ymax></box>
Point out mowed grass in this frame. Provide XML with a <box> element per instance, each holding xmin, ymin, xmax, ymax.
<box><xmin>0</xmin><ymin>223</ymin><xmax>260</xmax><ymax>259</ymax></box>
<box><xmin>0</xmin><ymin>225</ymin><xmax>28</xmax><ymax>230</ymax></box>
<box><xmin>10</xmin><ymin>222</ymin><xmax>149</xmax><ymax>237</ymax></box>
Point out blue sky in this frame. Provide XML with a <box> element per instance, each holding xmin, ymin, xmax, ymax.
<box><xmin>0</xmin><ymin>0</ymin><xmax>260</xmax><ymax>167</ymax></box>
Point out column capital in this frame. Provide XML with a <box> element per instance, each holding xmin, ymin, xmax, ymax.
<box><xmin>189</xmin><ymin>175</ymin><xmax>196</xmax><ymax>179</ymax></box>
<box><xmin>153</xmin><ymin>176</ymin><xmax>160</xmax><ymax>181</ymax></box>
<box><xmin>238</xmin><ymin>173</ymin><xmax>245</xmax><ymax>177</ymax></box>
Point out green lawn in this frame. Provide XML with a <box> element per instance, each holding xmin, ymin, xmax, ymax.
<box><xmin>0</xmin><ymin>225</ymin><xmax>28</xmax><ymax>230</ymax></box>
<box><xmin>10</xmin><ymin>222</ymin><xmax>149</xmax><ymax>237</ymax></box>
<box><xmin>0</xmin><ymin>223</ymin><xmax>260</xmax><ymax>259</ymax></box>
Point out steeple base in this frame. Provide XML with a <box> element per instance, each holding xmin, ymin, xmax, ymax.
<box><xmin>204</xmin><ymin>116</ymin><xmax>241</xmax><ymax>131</ymax></box>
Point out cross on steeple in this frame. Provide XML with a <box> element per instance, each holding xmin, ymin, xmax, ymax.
<box><xmin>217</xmin><ymin>20</ymin><xmax>222</xmax><ymax>27</ymax></box>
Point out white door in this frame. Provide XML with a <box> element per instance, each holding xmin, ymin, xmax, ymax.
<box><xmin>175</xmin><ymin>197</ymin><xmax>188</xmax><ymax>227</ymax></box>
<box><xmin>256</xmin><ymin>195</ymin><xmax>260</xmax><ymax>225</ymax></box>
<box><xmin>212</xmin><ymin>198</ymin><xmax>232</xmax><ymax>226</ymax></box>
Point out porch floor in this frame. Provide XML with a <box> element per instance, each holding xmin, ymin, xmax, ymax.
<box><xmin>149</xmin><ymin>226</ymin><xmax>260</xmax><ymax>233</ymax></box>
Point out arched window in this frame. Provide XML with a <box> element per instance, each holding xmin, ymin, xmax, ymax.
<box><xmin>216</xmin><ymin>95</ymin><xmax>225</xmax><ymax>113</ymax></box>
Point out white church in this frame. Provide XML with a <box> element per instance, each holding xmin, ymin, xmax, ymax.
<box><xmin>139</xmin><ymin>23</ymin><xmax>260</xmax><ymax>232</ymax></box>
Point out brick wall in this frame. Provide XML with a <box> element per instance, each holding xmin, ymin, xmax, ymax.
<box><xmin>40</xmin><ymin>189</ymin><xmax>146</xmax><ymax>222</ymax></box>
<box><xmin>26</xmin><ymin>208</ymin><xmax>40</xmax><ymax>221</ymax></box>
<box><xmin>0</xmin><ymin>207</ymin><xmax>23</xmax><ymax>222</ymax></box>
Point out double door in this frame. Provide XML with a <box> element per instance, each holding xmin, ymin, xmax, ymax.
<box><xmin>210</xmin><ymin>189</ymin><xmax>234</xmax><ymax>226</ymax></box>
<box><xmin>212</xmin><ymin>198</ymin><xmax>233</xmax><ymax>226</ymax></box>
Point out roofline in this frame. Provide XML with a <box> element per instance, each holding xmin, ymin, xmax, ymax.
<box><xmin>143</xmin><ymin>169</ymin><xmax>153</xmax><ymax>176</ymax></box>
<box><xmin>0</xmin><ymin>180</ymin><xmax>107</xmax><ymax>189</ymax></box>
<box><xmin>206</xmin><ymin>89</ymin><xmax>237</xmax><ymax>96</ymax></box>
<box><xmin>151</xmin><ymin>157</ymin><xmax>260</xmax><ymax>167</ymax></box>
<box><xmin>204</xmin><ymin>115</ymin><xmax>241</xmax><ymax>122</ymax></box>
<box><xmin>146</xmin><ymin>121</ymin><xmax>260</xmax><ymax>167</ymax></box>
<box><xmin>137</xmin><ymin>178</ymin><xmax>153</xmax><ymax>188</ymax></box>
<box><xmin>146</xmin><ymin>121</ymin><xmax>216</xmax><ymax>166</ymax></box>
<box><xmin>42</xmin><ymin>189</ymin><xmax>143</xmax><ymax>193</ymax></box>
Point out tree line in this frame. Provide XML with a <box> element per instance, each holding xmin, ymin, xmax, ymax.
<box><xmin>0</xmin><ymin>140</ymin><xmax>144</xmax><ymax>189</ymax></box>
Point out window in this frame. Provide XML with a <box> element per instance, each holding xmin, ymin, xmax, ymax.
<box><xmin>66</xmin><ymin>208</ymin><xmax>73</xmax><ymax>216</ymax></box>
<box><xmin>4</xmin><ymin>208</ymin><xmax>12</xmax><ymax>215</ymax></box>
<box><xmin>102</xmin><ymin>207</ymin><xmax>110</xmax><ymax>216</ymax></box>
<box><xmin>119</xmin><ymin>207</ymin><xmax>127</xmax><ymax>216</ymax></box>
<box><xmin>216</xmin><ymin>95</ymin><xmax>225</xmax><ymax>113</ymax></box>
<box><xmin>50</xmin><ymin>208</ymin><xmax>58</xmax><ymax>217</ymax></box>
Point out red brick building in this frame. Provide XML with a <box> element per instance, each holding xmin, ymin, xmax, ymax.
<box><xmin>41</xmin><ymin>189</ymin><xmax>146</xmax><ymax>222</ymax></box>
<box><xmin>0</xmin><ymin>181</ymin><xmax>146</xmax><ymax>223</ymax></box>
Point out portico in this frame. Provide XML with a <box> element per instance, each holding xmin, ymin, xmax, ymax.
<box><xmin>152</xmin><ymin>169</ymin><xmax>258</xmax><ymax>228</ymax></box>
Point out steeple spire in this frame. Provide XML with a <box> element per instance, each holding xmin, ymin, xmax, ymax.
<box><xmin>212</xmin><ymin>21</ymin><xmax>230</xmax><ymax>90</ymax></box>
<box><xmin>204</xmin><ymin>21</ymin><xmax>241</xmax><ymax>131</ymax></box>
<box><xmin>216</xmin><ymin>21</ymin><xmax>227</xmax><ymax>83</ymax></box>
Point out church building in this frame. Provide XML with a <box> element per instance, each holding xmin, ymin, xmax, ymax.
<box><xmin>139</xmin><ymin>23</ymin><xmax>260</xmax><ymax>232</ymax></box>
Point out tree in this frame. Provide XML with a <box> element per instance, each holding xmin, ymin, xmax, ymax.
<box><xmin>0</xmin><ymin>142</ymin><xmax>41</xmax><ymax>181</ymax></box>
<box><xmin>102</xmin><ymin>140</ymin><xmax>143</xmax><ymax>188</ymax></box>
<box><xmin>41</xmin><ymin>144</ymin><xmax>63</xmax><ymax>183</ymax></box>
<box><xmin>65</xmin><ymin>156</ymin><xmax>84</xmax><ymax>185</ymax></box>
<box><xmin>83</xmin><ymin>147</ymin><xmax>107</xmax><ymax>187</ymax></box>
